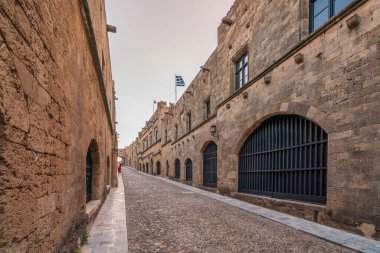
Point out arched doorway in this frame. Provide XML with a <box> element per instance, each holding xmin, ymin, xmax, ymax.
<box><xmin>166</xmin><ymin>160</ymin><xmax>169</xmax><ymax>177</ymax></box>
<box><xmin>86</xmin><ymin>150</ymin><xmax>92</xmax><ymax>203</ymax></box>
<box><xmin>185</xmin><ymin>159</ymin><xmax>193</xmax><ymax>181</ymax></box>
<box><xmin>86</xmin><ymin>139</ymin><xmax>100</xmax><ymax>203</ymax></box>
<box><xmin>175</xmin><ymin>159</ymin><xmax>181</xmax><ymax>179</ymax></box>
<box><xmin>146</xmin><ymin>163</ymin><xmax>148</xmax><ymax>173</ymax></box>
<box><xmin>203</xmin><ymin>142</ymin><xmax>217</xmax><ymax>188</ymax></box>
<box><xmin>106</xmin><ymin>156</ymin><xmax>110</xmax><ymax>185</ymax></box>
<box><xmin>238</xmin><ymin>115</ymin><xmax>328</xmax><ymax>204</ymax></box>
<box><xmin>156</xmin><ymin>161</ymin><xmax>161</xmax><ymax>175</ymax></box>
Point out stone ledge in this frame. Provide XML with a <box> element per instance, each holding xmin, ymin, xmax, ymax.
<box><xmin>86</xmin><ymin>200</ymin><xmax>102</xmax><ymax>232</ymax></box>
<box><xmin>234</xmin><ymin>192</ymin><xmax>326</xmax><ymax>223</ymax></box>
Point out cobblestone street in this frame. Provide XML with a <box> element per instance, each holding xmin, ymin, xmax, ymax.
<box><xmin>122</xmin><ymin>168</ymin><xmax>354</xmax><ymax>253</ymax></box>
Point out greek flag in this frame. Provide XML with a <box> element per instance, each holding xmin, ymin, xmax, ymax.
<box><xmin>175</xmin><ymin>75</ymin><xmax>185</xmax><ymax>87</ymax></box>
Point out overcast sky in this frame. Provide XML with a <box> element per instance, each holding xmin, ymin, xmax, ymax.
<box><xmin>106</xmin><ymin>0</ymin><xmax>235</xmax><ymax>148</ymax></box>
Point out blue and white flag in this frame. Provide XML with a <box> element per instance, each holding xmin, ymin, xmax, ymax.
<box><xmin>175</xmin><ymin>75</ymin><xmax>185</xmax><ymax>87</ymax></box>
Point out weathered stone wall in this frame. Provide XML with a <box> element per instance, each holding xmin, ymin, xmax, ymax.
<box><xmin>129</xmin><ymin>0</ymin><xmax>380</xmax><ymax>240</ymax></box>
<box><xmin>0</xmin><ymin>0</ymin><xmax>117</xmax><ymax>252</ymax></box>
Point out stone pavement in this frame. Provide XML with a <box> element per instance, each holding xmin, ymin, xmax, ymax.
<box><xmin>147</xmin><ymin>170</ymin><xmax>380</xmax><ymax>253</ymax></box>
<box><xmin>82</xmin><ymin>173</ymin><xmax>128</xmax><ymax>253</ymax></box>
<box><xmin>123</xmin><ymin>167</ymin><xmax>368</xmax><ymax>253</ymax></box>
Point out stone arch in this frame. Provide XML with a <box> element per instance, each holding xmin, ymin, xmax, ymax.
<box><xmin>86</xmin><ymin>139</ymin><xmax>101</xmax><ymax>202</ymax></box>
<box><xmin>233</xmin><ymin>102</ymin><xmax>335</xmax><ymax>155</ymax></box>
<box><xmin>236</xmin><ymin>114</ymin><xmax>328</xmax><ymax>203</ymax></box>
<box><xmin>200</xmin><ymin>140</ymin><xmax>217</xmax><ymax>154</ymax></box>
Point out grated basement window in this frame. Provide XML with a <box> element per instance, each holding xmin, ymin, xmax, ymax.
<box><xmin>238</xmin><ymin>115</ymin><xmax>328</xmax><ymax>204</ymax></box>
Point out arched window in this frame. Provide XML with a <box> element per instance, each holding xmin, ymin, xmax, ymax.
<box><xmin>238</xmin><ymin>115</ymin><xmax>328</xmax><ymax>204</ymax></box>
<box><xmin>185</xmin><ymin>159</ymin><xmax>193</xmax><ymax>181</ymax></box>
<box><xmin>203</xmin><ymin>142</ymin><xmax>217</xmax><ymax>188</ymax></box>
<box><xmin>156</xmin><ymin>161</ymin><xmax>161</xmax><ymax>175</ymax></box>
<box><xmin>175</xmin><ymin>159</ymin><xmax>181</xmax><ymax>179</ymax></box>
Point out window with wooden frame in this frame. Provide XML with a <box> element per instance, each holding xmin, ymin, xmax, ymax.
<box><xmin>310</xmin><ymin>0</ymin><xmax>353</xmax><ymax>32</ymax></box>
<box><xmin>235</xmin><ymin>51</ymin><xmax>249</xmax><ymax>90</ymax></box>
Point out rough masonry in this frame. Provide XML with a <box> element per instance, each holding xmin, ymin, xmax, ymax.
<box><xmin>0</xmin><ymin>0</ymin><xmax>118</xmax><ymax>252</ymax></box>
<box><xmin>125</xmin><ymin>0</ymin><xmax>380</xmax><ymax>240</ymax></box>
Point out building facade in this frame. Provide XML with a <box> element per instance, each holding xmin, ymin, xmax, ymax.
<box><xmin>0</xmin><ymin>1</ymin><xmax>118</xmax><ymax>252</ymax></box>
<box><xmin>126</xmin><ymin>0</ymin><xmax>380</xmax><ymax>240</ymax></box>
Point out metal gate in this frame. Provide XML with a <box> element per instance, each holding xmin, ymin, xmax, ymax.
<box><xmin>156</xmin><ymin>161</ymin><xmax>161</xmax><ymax>175</ymax></box>
<box><xmin>203</xmin><ymin>142</ymin><xmax>217</xmax><ymax>188</ymax></box>
<box><xmin>86</xmin><ymin>151</ymin><xmax>92</xmax><ymax>203</ymax></box>
<box><xmin>238</xmin><ymin>115</ymin><xmax>328</xmax><ymax>204</ymax></box>
<box><xmin>175</xmin><ymin>159</ymin><xmax>181</xmax><ymax>179</ymax></box>
<box><xmin>186</xmin><ymin>159</ymin><xmax>193</xmax><ymax>181</ymax></box>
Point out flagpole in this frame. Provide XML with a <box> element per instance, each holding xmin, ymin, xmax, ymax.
<box><xmin>153</xmin><ymin>100</ymin><xmax>155</xmax><ymax>114</ymax></box>
<box><xmin>175</xmin><ymin>75</ymin><xmax>177</xmax><ymax>103</ymax></box>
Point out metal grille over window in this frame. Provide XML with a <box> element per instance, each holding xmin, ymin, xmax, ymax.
<box><xmin>203</xmin><ymin>142</ymin><xmax>218</xmax><ymax>188</ymax></box>
<box><xmin>186</xmin><ymin>159</ymin><xmax>193</xmax><ymax>181</ymax></box>
<box><xmin>175</xmin><ymin>159</ymin><xmax>181</xmax><ymax>179</ymax></box>
<box><xmin>235</xmin><ymin>52</ymin><xmax>249</xmax><ymax>90</ymax></box>
<box><xmin>238</xmin><ymin>115</ymin><xmax>328</xmax><ymax>204</ymax></box>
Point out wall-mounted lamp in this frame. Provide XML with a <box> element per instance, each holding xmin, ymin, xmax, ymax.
<box><xmin>210</xmin><ymin>125</ymin><xmax>217</xmax><ymax>136</ymax></box>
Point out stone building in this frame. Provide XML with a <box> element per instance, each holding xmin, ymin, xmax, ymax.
<box><xmin>0</xmin><ymin>1</ymin><xmax>118</xmax><ymax>252</ymax></box>
<box><xmin>126</xmin><ymin>0</ymin><xmax>380</xmax><ymax>240</ymax></box>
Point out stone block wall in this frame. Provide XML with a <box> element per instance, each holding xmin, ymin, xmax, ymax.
<box><xmin>0</xmin><ymin>0</ymin><xmax>117</xmax><ymax>252</ymax></box>
<box><xmin>129</xmin><ymin>0</ymin><xmax>380</xmax><ymax>240</ymax></box>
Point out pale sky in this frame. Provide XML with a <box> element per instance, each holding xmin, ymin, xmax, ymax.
<box><xmin>105</xmin><ymin>0</ymin><xmax>235</xmax><ymax>148</ymax></box>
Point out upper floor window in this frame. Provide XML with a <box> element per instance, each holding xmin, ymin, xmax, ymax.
<box><xmin>205</xmin><ymin>99</ymin><xmax>211</xmax><ymax>119</ymax></box>
<box><xmin>187</xmin><ymin>112</ymin><xmax>192</xmax><ymax>132</ymax></box>
<box><xmin>175</xmin><ymin>125</ymin><xmax>178</xmax><ymax>140</ymax></box>
<box><xmin>235</xmin><ymin>52</ymin><xmax>249</xmax><ymax>90</ymax></box>
<box><xmin>165</xmin><ymin>130</ymin><xmax>168</xmax><ymax>142</ymax></box>
<box><xmin>310</xmin><ymin>0</ymin><xmax>353</xmax><ymax>32</ymax></box>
